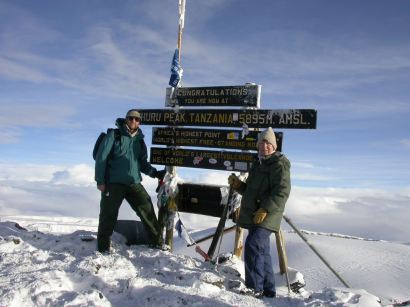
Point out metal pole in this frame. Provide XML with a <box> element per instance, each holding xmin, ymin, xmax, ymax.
<box><xmin>214</xmin><ymin>187</ymin><xmax>234</xmax><ymax>265</ymax></box>
<box><xmin>207</xmin><ymin>186</ymin><xmax>233</xmax><ymax>259</ymax></box>
<box><xmin>283</xmin><ymin>215</ymin><xmax>352</xmax><ymax>288</ymax></box>
<box><xmin>187</xmin><ymin>225</ymin><xmax>236</xmax><ymax>247</ymax></box>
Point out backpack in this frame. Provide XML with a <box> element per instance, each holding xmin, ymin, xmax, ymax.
<box><xmin>93</xmin><ymin>128</ymin><xmax>121</xmax><ymax>160</ymax></box>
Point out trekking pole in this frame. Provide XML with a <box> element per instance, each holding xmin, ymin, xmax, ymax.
<box><xmin>214</xmin><ymin>225</ymin><xmax>225</xmax><ymax>267</ymax></box>
<box><xmin>283</xmin><ymin>215</ymin><xmax>352</xmax><ymax>288</ymax></box>
<box><xmin>186</xmin><ymin>225</ymin><xmax>236</xmax><ymax>247</ymax></box>
<box><xmin>214</xmin><ymin>186</ymin><xmax>234</xmax><ymax>267</ymax></box>
<box><xmin>207</xmin><ymin>184</ymin><xmax>233</xmax><ymax>259</ymax></box>
<box><xmin>216</xmin><ymin>186</ymin><xmax>233</xmax><ymax>264</ymax></box>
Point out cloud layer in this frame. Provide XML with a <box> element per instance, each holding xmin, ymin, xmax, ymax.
<box><xmin>180</xmin><ymin>169</ymin><xmax>410</xmax><ymax>242</ymax></box>
<box><xmin>0</xmin><ymin>162</ymin><xmax>159</xmax><ymax>219</ymax></box>
<box><xmin>1</xmin><ymin>164</ymin><xmax>408</xmax><ymax>242</ymax></box>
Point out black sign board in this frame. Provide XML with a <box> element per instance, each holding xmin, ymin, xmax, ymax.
<box><xmin>165</xmin><ymin>84</ymin><xmax>261</xmax><ymax>107</ymax></box>
<box><xmin>150</xmin><ymin>147</ymin><xmax>258</xmax><ymax>172</ymax></box>
<box><xmin>140</xmin><ymin>109</ymin><xmax>317</xmax><ymax>129</ymax></box>
<box><xmin>176</xmin><ymin>183</ymin><xmax>224</xmax><ymax>218</ymax></box>
<box><xmin>152</xmin><ymin>127</ymin><xmax>283</xmax><ymax>151</ymax></box>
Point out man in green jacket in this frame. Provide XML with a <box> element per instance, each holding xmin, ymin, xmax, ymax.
<box><xmin>228</xmin><ymin>127</ymin><xmax>291</xmax><ymax>298</ymax></box>
<box><xmin>95</xmin><ymin>109</ymin><xmax>165</xmax><ymax>253</ymax></box>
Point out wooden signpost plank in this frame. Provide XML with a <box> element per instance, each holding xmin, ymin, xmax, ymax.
<box><xmin>150</xmin><ymin>147</ymin><xmax>258</xmax><ymax>172</ymax></box>
<box><xmin>152</xmin><ymin>127</ymin><xmax>283</xmax><ymax>151</ymax></box>
<box><xmin>140</xmin><ymin>109</ymin><xmax>317</xmax><ymax>129</ymax></box>
<box><xmin>165</xmin><ymin>84</ymin><xmax>261</xmax><ymax>107</ymax></box>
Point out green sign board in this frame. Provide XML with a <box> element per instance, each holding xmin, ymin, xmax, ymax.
<box><xmin>140</xmin><ymin>109</ymin><xmax>317</xmax><ymax>129</ymax></box>
<box><xmin>152</xmin><ymin>127</ymin><xmax>283</xmax><ymax>151</ymax></box>
<box><xmin>165</xmin><ymin>84</ymin><xmax>261</xmax><ymax>107</ymax></box>
<box><xmin>150</xmin><ymin>147</ymin><xmax>258</xmax><ymax>172</ymax></box>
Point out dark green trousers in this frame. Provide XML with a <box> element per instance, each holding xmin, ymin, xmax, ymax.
<box><xmin>97</xmin><ymin>183</ymin><xmax>162</xmax><ymax>252</ymax></box>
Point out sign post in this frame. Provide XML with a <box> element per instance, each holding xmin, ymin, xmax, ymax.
<box><xmin>143</xmin><ymin>81</ymin><xmax>316</xmax><ymax>265</ymax></box>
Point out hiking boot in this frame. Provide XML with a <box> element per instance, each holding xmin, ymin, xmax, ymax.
<box><xmin>158</xmin><ymin>243</ymin><xmax>171</xmax><ymax>251</ymax></box>
<box><xmin>97</xmin><ymin>238</ymin><xmax>110</xmax><ymax>253</ymax></box>
<box><xmin>240</xmin><ymin>288</ymin><xmax>264</xmax><ymax>299</ymax></box>
<box><xmin>254</xmin><ymin>291</ymin><xmax>264</xmax><ymax>299</ymax></box>
<box><xmin>263</xmin><ymin>290</ymin><xmax>276</xmax><ymax>298</ymax></box>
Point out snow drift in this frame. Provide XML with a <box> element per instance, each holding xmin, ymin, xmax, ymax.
<box><xmin>0</xmin><ymin>217</ymin><xmax>398</xmax><ymax>307</ymax></box>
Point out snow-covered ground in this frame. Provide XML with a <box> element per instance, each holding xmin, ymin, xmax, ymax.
<box><xmin>1</xmin><ymin>216</ymin><xmax>409</xmax><ymax>307</ymax></box>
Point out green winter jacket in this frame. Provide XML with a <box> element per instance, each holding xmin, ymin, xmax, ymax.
<box><xmin>237</xmin><ymin>151</ymin><xmax>291</xmax><ymax>232</ymax></box>
<box><xmin>95</xmin><ymin>118</ymin><xmax>157</xmax><ymax>186</ymax></box>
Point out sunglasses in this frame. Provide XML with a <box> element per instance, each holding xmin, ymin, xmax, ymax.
<box><xmin>127</xmin><ymin>116</ymin><xmax>141</xmax><ymax>122</ymax></box>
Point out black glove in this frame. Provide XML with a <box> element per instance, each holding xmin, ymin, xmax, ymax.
<box><xmin>154</xmin><ymin>169</ymin><xmax>166</xmax><ymax>180</ymax></box>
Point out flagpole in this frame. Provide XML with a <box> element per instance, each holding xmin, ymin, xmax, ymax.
<box><xmin>163</xmin><ymin>0</ymin><xmax>187</xmax><ymax>251</ymax></box>
<box><xmin>177</xmin><ymin>0</ymin><xmax>186</xmax><ymax>62</ymax></box>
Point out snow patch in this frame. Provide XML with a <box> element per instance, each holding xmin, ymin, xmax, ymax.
<box><xmin>0</xmin><ymin>219</ymin><xmax>387</xmax><ymax>307</ymax></box>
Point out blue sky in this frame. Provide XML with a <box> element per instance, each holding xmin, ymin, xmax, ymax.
<box><xmin>1</xmin><ymin>0</ymin><xmax>410</xmax><ymax>238</ymax></box>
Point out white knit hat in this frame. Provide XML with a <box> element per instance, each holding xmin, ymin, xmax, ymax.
<box><xmin>256</xmin><ymin>127</ymin><xmax>277</xmax><ymax>150</ymax></box>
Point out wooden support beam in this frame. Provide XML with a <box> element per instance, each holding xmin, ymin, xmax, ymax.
<box><xmin>233</xmin><ymin>225</ymin><xmax>244</xmax><ymax>258</ymax></box>
<box><xmin>232</xmin><ymin>209</ymin><xmax>244</xmax><ymax>257</ymax></box>
<box><xmin>275</xmin><ymin>229</ymin><xmax>288</xmax><ymax>274</ymax></box>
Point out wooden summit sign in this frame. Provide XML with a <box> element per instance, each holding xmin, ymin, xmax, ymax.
<box><xmin>152</xmin><ymin>127</ymin><xmax>283</xmax><ymax>152</ymax></box>
<box><xmin>165</xmin><ymin>84</ymin><xmax>261</xmax><ymax>107</ymax></box>
<box><xmin>150</xmin><ymin>147</ymin><xmax>258</xmax><ymax>172</ymax></box>
<box><xmin>140</xmin><ymin>109</ymin><xmax>317</xmax><ymax>129</ymax></box>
